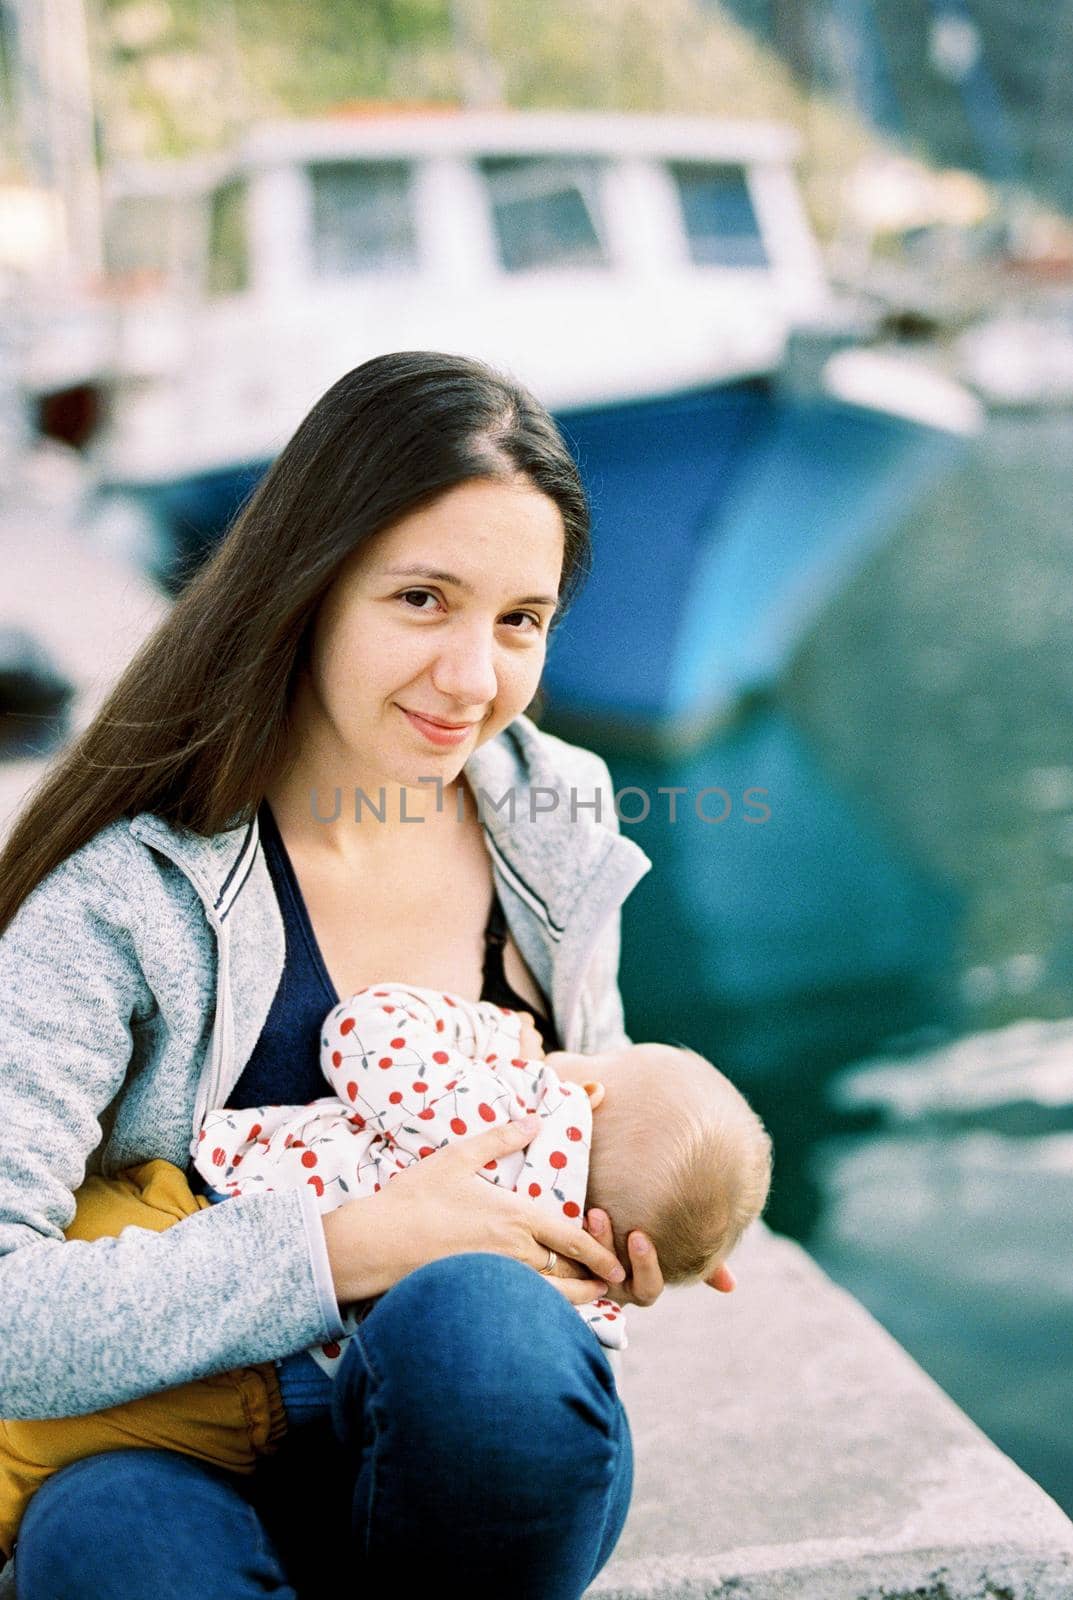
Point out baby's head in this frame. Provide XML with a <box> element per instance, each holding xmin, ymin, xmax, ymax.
<box><xmin>545</xmin><ymin>1043</ymin><xmax>772</xmax><ymax>1286</ymax></box>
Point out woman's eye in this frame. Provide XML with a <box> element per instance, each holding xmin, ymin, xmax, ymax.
<box><xmin>399</xmin><ymin>592</ymin><xmax>543</xmax><ymax>631</ymax></box>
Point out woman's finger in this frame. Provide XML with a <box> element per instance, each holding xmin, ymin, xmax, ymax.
<box><xmin>536</xmin><ymin>1219</ymin><xmax>625</xmax><ymax>1288</ymax></box>
<box><xmin>450</xmin><ymin>1114</ymin><xmax>541</xmax><ymax>1172</ymax></box>
<box><xmin>584</xmin><ymin>1209</ymin><xmax>620</xmax><ymax>1257</ymax></box>
<box><xmin>450</xmin><ymin>1119</ymin><xmax>626</xmax><ymax>1284</ymax></box>
<box><xmin>624</xmin><ymin>1231</ymin><xmax>664</xmax><ymax>1307</ymax></box>
<box><xmin>586</xmin><ymin>1211</ymin><xmax>667</xmax><ymax>1308</ymax></box>
<box><xmin>706</xmin><ymin>1262</ymin><xmax>737</xmax><ymax>1293</ymax></box>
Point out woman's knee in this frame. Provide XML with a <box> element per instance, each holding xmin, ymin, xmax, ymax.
<box><xmin>329</xmin><ymin>1256</ymin><xmax>635</xmax><ymax>1587</ymax></box>
<box><xmin>334</xmin><ymin>1252</ymin><xmax>623</xmax><ymax>1459</ymax></box>
<box><xmin>14</xmin><ymin>1448</ymin><xmax>291</xmax><ymax>1600</ymax></box>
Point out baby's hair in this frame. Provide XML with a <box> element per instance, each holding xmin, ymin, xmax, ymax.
<box><xmin>586</xmin><ymin>1045</ymin><xmax>772</xmax><ymax>1285</ymax></box>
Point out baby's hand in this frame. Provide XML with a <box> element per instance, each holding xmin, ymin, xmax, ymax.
<box><xmin>516</xmin><ymin>1012</ymin><xmax>546</xmax><ymax>1060</ymax></box>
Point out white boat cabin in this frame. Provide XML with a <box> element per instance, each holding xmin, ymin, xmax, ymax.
<box><xmin>100</xmin><ymin>110</ymin><xmax>830</xmax><ymax>481</ymax></box>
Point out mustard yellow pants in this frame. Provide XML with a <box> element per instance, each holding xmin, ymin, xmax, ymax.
<box><xmin>0</xmin><ymin>1160</ymin><xmax>287</xmax><ymax>1560</ymax></box>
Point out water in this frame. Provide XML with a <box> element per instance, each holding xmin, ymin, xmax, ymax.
<box><xmin>790</xmin><ymin>411</ymin><xmax>1073</xmax><ymax>1512</ymax></box>
<box><xmin>553</xmin><ymin>410</ymin><xmax>1073</xmax><ymax>1516</ymax></box>
<box><xmin>814</xmin><ymin>1028</ymin><xmax>1073</xmax><ymax>1517</ymax></box>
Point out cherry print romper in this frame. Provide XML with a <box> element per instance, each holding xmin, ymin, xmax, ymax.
<box><xmin>193</xmin><ymin>982</ymin><xmax>628</xmax><ymax>1381</ymax></box>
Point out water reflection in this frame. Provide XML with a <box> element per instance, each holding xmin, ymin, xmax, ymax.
<box><xmin>811</xmin><ymin>1121</ymin><xmax>1073</xmax><ymax>1515</ymax></box>
<box><xmin>569</xmin><ymin>704</ymin><xmax>963</xmax><ymax>1079</ymax></box>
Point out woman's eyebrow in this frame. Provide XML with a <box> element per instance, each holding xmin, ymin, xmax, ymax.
<box><xmin>381</xmin><ymin>564</ymin><xmax>558</xmax><ymax>607</ymax></box>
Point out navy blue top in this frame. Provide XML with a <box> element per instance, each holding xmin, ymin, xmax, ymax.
<box><xmin>189</xmin><ymin>800</ymin><xmax>560</xmax><ymax>1195</ymax></box>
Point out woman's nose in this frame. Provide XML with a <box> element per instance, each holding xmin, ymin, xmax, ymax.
<box><xmin>430</xmin><ymin>624</ymin><xmax>499</xmax><ymax>708</ymax></box>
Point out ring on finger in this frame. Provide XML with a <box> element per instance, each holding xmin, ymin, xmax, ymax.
<box><xmin>539</xmin><ymin>1246</ymin><xmax>558</xmax><ymax>1274</ymax></box>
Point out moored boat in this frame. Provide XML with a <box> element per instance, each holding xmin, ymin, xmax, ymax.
<box><xmin>68</xmin><ymin>108</ymin><xmax>981</xmax><ymax>748</ymax></box>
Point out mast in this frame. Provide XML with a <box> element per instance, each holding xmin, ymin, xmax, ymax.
<box><xmin>448</xmin><ymin>0</ymin><xmax>504</xmax><ymax>108</ymax></box>
<box><xmin>4</xmin><ymin>0</ymin><xmax>102</xmax><ymax>278</ymax></box>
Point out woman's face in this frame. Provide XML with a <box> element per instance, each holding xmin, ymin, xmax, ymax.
<box><xmin>297</xmin><ymin>476</ymin><xmax>566</xmax><ymax>789</ymax></box>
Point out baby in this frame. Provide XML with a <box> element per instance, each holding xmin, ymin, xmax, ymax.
<box><xmin>0</xmin><ymin>987</ymin><xmax>771</xmax><ymax>1558</ymax></box>
<box><xmin>195</xmin><ymin>983</ymin><xmax>772</xmax><ymax>1373</ymax></box>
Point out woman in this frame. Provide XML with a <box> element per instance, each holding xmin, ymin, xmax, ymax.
<box><xmin>0</xmin><ymin>352</ymin><xmax>735</xmax><ymax>1598</ymax></box>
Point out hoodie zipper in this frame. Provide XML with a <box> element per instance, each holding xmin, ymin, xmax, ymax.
<box><xmin>199</xmin><ymin>817</ymin><xmax>260</xmax><ymax>1137</ymax></box>
<box><xmin>189</xmin><ymin>923</ymin><xmax>231</xmax><ymax>1160</ymax></box>
<box><xmin>555</xmin><ymin>843</ymin><xmax>652</xmax><ymax>1051</ymax></box>
<box><xmin>127</xmin><ymin>815</ymin><xmax>259</xmax><ymax>1158</ymax></box>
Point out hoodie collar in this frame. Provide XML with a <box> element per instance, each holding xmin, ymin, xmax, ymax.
<box><xmin>126</xmin><ymin>810</ymin><xmax>260</xmax><ymax>923</ymax></box>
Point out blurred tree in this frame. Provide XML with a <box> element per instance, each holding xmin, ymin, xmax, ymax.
<box><xmin>90</xmin><ymin>0</ymin><xmax>895</xmax><ymax>237</ymax></box>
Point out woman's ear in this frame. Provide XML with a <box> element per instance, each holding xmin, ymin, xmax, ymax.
<box><xmin>583</xmin><ymin>1081</ymin><xmax>606</xmax><ymax>1111</ymax></box>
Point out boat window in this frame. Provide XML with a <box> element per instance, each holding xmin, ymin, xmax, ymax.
<box><xmin>667</xmin><ymin>162</ymin><xmax>769</xmax><ymax>267</ymax></box>
<box><xmin>479</xmin><ymin>158</ymin><xmax>608</xmax><ymax>273</ymax></box>
<box><xmin>207</xmin><ymin>179</ymin><xmax>250</xmax><ymax>295</ymax></box>
<box><xmin>308</xmin><ymin>161</ymin><xmax>417</xmax><ymax>276</ymax></box>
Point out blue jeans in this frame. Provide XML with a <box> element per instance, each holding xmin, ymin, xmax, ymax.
<box><xmin>13</xmin><ymin>1254</ymin><xmax>634</xmax><ymax>1599</ymax></box>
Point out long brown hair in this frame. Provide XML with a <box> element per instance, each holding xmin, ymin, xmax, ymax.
<box><xmin>0</xmin><ymin>352</ymin><xmax>591</xmax><ymax>936</ymax></box>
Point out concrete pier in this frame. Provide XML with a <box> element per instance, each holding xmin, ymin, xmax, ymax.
<box><xmin>588</xmin><ymin>1221</ymin><xmax>1073</xmax><ymax>1599</ymax></box>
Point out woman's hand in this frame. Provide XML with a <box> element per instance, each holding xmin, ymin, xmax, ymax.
<box><xmin>580</xmin><ymin>1210</ymin><xmax>738</xmax><ymax>1306</ymax></box>
<box><xmin>515</xmin><ymin>1011</ymin><xmax>546</xmax><ymax>1059</ymax></box>
<box><xmin>322</xmin><ymin>1116</ymin><xmax>626</xmax><ymax>1308</ymax></box>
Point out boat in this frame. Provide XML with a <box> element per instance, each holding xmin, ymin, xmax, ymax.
<box><xmin>72</xmin><ymin>108</ymin><xmax>981</xmax><ymax>750</ymax></box>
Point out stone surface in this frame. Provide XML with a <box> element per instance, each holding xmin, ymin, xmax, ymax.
<box><xmin>588</xmin><ymin>1222</ymin><xmax>1073</xmax><ymax>1598</ymax></box>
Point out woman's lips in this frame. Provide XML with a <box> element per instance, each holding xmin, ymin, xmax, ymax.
<box><xmin>400</xmin><ymin>707</ymin><xmax>478</xmax><ymax>746</ymax></box>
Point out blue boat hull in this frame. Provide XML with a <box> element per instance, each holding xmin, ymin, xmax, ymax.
<box><xmin>544</xmin><ymin>381</ymin><xmax>964</xmax><ymax>744</ymax></box>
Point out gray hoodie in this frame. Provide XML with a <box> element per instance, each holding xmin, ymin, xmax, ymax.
<box><xmin>0</xmin><ymin>714</ymin><xmax>651</xmax><ymax>1425</ymax></box>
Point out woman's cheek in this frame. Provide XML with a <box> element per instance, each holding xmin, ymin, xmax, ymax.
<box><xmin>366</xmin><ymin>627</ymin><xmax>420</xmax><ymax>688</ymax></box>
<box><xmin>508</xmin><ymin>650</ymin><xmax>546</xmax><ymax>711</ymax></box>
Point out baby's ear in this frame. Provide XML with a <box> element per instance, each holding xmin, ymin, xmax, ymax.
<box><xmin>583</xmin><ymin>1080</ymin><xmax>606</xmax><ymax>1111</ymax></box>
